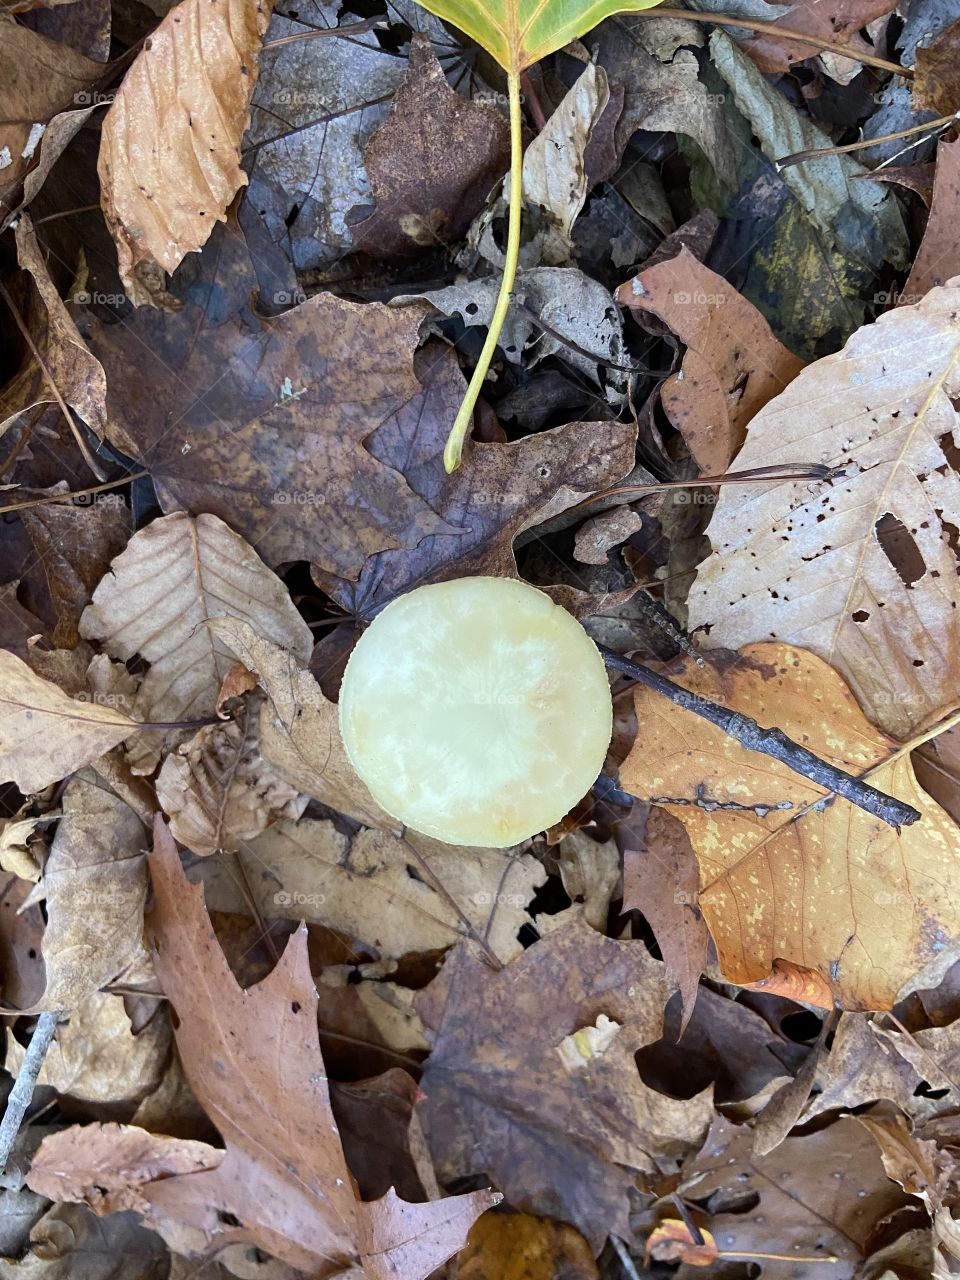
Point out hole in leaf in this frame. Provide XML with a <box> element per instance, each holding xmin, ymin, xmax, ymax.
<box><xmin>875</xmin><ymin>512</ymin><xmax>926</xmax><ymax>587</ymax></box>
<box><xmin>852</xmin><ymin>609</ymin><xmax>870</xmax><ymax>623</ymax></box>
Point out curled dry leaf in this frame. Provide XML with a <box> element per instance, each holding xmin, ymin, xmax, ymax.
<box><xmin>29</xmin><ymin>818</ymin><xmax>499</xmax><ymax>1277</ymax></box>
<box><xmin>79</xmin><ymin>513</ymin><xmax>312</xmax><ymax>773</ymax></box>
<box><xmin>156</xmin><ymin>697</ymin><xmax>307</xmax><ymax>856</ymax></box>
<box><xmin>195</xmin><ymin>817</ymin><xmax>546</xmax><ymax>963</ymax></box>
<box><xmin>97</xmin><ymin>0</ymin><xmax>272</xmax><ymax>303</ymax></box>
<box><xmin>616</xmin><ymin>246</ymin><xmax>804</xmax><ymax>474</ymax></box>
<box><xmin>620</xmin><ymin>643</ymin><xmax>960</xmax><ymax>1010</ymax></box>
<box><xmin>688</xmin><ymin>279</ymin><xmax>960</xmax><ymax>740</ymax></box>
<box><xmin>206</xmin><ymin>617</ymin><xmax>393</xmax><ymax>829</ymax></box>
<box><xmin>0</xmin><ymin>650</ymin><xmax>137</xmax><ymax>794</ymax></box>
<box><xmin>416</xmin><ymin>914</ymin><xmax>714</xmax><ymax>1248</ymax></box>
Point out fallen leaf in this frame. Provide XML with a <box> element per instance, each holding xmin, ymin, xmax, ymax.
<box><xmin>76</xmin><ymin>228</ymin><xmax>461</xmax><ymax>578</ymax></box>
<box><xmin>903</xmin><ymin>137</ymin><xmax>960</xmax><ymax>304</ymax></box>
<box><xmin>29</xmin><ymin>770</ymin><xmax>149</xmax><ymax>1011</ymax></box>
<box><xmin>736</xmin><ymin>0</ymin><xmax>896</xmax><ymax>77</ymax></box>
<box><xmin>79</xmin><ymin>512</ymin><xmax>312</xmax><ymax>772</ymax></box>
<box><xmin>456</xmin><ymin>1212</ymin><xmax>599</xmax><ymax>1280</ymax></box>
<box><xmin>803</xmin><ymin>1014</ymin><xmax>935</xmax><ymax>1124</ymax></box>
<box><xmin>620</xmin><ymin>643</ymin><xmax>960</xmax><ymax>1010</ymax></box>
<box><xmin>687</xmin><ymin>280</ymin><xmax>960</xmax><ymax>740</ymax></box>
<box><xmin>616</xmin><ymin>247</ymin><xmax>804</xmax><ymax>473</ymax></box>
<box><xmin>645</xmin><ymin>1218</ymin><xmax>718</xmax><ymax>1266</ymax></box>
<box><xmin>205</xmin><ymin>618</ymin><xmax>393</xmax><ymax>829</ymax></box>
<box><xmin>0</xmin><ymin>650</ymin><xmax>137</xmax><ymax>794</ymax></box>
<box><xmin>0</xmin><ymin>871</ymin><xmax>47</xmax><ymax>1010</ymax></box>
<box><xmin>913</xmin><ymin>19</ymin><xmax>960</xmax><ymax>115</ymax></box>
<box><xmin>29</xmin><ymin>817</ymin><xmax>500</xmax><ymax>1276</ymax></box>
<box><xmin>193</xmin><ymin>817</ymin><xmax>545</xmax><ymax>964</ymax></box>
<box><xmin>416</xmin><ymin>914</ymin><xmax>713</xmax><ymax>1247</ymax></box>
<box><xmin>98</xmin><ymin>0</ymin><xmax>273</xmax><ymax>303</ymax></box>
<box><xmin>155</xmin><ymin>697</ymin><xmax>307</xmax><ymax>855</ymax></box>
<box><xmin>349</xmin><ymin>36</ymin><xmax>509</xmax><ymax>258</ymax></box>
<box><xmin>621</xmin><ymin>806</ymin><xmax>707</xmax><ymax>1033</ymax></box>
<box><xmin>676</xmin><ymin>1114</ymin><xmax>907</xmax><ymax>1279</ymax></box>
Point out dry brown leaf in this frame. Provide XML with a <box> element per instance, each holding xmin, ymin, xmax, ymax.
<box><xmin>0</xmin><ymin>17</ymin><xmax>102</xmax><ymax>213</ymax></box>
<box><xmin>687</xmin><ymin>281</ymin><xmax>960</xmax><ymax>740</ymax></box>
<box><xmin>79</xmin><ymin>513</ymin><xmax>312</xmax><ymax>773</ymax></box>
<box><xmin>29</xmin><ymin>818</ymin><xmax>499</xmax><ymax>1276</ymax></box>
<box><xmin>676</xmin><ymin>1113</ymin><xmax>907</xmax><ymax>1279</ymax></box>
<box><xmin>456</xmin><ymin>1212</ymin><xmax>599</xmax><ymax>1280</ymax></box>
<box><xmin>912</xmin><ymin>19</ymin><xmax>960</xmax><ymax>115</ymax></box>
<box><xmin>736</xmin><ymin>0</ymin><xmax>896</xmax><ymax>77</ymax></box>
<box><xmin>620</xmin><ymin>643</ymin><xmax>960</xmax><ymax>1010</ymax></box>
<box><xmin>0</xmin><ymin>871</ymin><xmax>47</xmax><ymax>1010</ymax></box>
<box><xmin>97</xmin><ymin>0</ymin><xmax>272</xmax><ymax>303</ymax></box>
<box><xmin>206</xmin><ymin>618</ymin><xmax>393</xmax><ymax>829</ymax></box>
<box><xmin>28</xmin><ymin>770</ymin><xmax>150</xmax><ymax>1012</ymax></box>
<box><xmin>802</xmin><ymin>1013</ymin><xmax>935</xmax><ymax>1124</ymax></box>
<box><xmin>416</xmin><ymin>914</ymin><xmax>713</xmax><ymax>1248</ymax></box>
<box><xmin>0</xmin><ymin>650</ymin><xmax>138</xmax><ymax>793</ymax></box>
<box><xmin>616</xmin><ymin>247</ymin><xmax>804</xmax><ymax>474</ymax></box>
<box><xmin>156</xmin><ymin>697</ymin><xmax>306</xmax><ymax>855</ymax></box>
<box><xmin>195</xmin><ymin>817</ymin><xmax>546</xmax><ymax>963</ymax></box>
<box><xmin>349</xmin><ymin>36</ymin><xmax>509</xmax><ymax>258</ymax></box>
<box><xmin>0</xmin><ymin>215</ymin><xmax>109</xmax><ymax>440</ymax></box>
<box><xmin>903</xmin><ymin>138</ymin><xmax>960</xmax><ymax>305</ymax></box>
<box><xmin>5</xmin><ymin>990</ymin><xmax>169</xmax><ymax>1112</ymax></box>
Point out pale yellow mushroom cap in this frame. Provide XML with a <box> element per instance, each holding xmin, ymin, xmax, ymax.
<box><xmin>338</xmin><ymin>576</ymin><xmax>613</xmax><ymax>847</ymax></box>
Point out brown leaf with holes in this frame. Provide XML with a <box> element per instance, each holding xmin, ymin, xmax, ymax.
<box><xmin>98</xmin><ymin>0</ymin><xmax>272</xmax><ymax>304</ymax></box>
<box><xmin>616</xmin><ymin>247</ymin><xmax>804</xmax><ymax>474</ymax></box>
<box><xmin>349</xmin><ymin>36</ymin><xmax>509</xmax><ymax>258</ymax></box>
<box><xmin>687</xmin><ymin>280</ymin><xmax>960</xmax><ymax>740</ymax></box>
<box><xmin>28</xmin><ymin>817</ymin><xmax>499</xmax><ymax>1276</ymax></box>
<box><xmin>620</xmin><ymin>643</ymin><xmax>960</xmax><ymax>1010</ymax></box>
<box><xmin>415</xmin><ymin>914</ymin><xmax>713</xmax><ymax>1249</ymax></box>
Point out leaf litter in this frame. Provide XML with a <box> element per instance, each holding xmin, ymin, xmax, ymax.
<box><xmin>2</xmin><ymin>0</ymin><xmax>960</xmax><ymax>1276</ymax></box>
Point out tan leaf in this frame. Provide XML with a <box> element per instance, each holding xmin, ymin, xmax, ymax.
<box><xmin>206</xmin><ymin>617</ymin><xmax>392</xmax><ymax>829</ymax></box>
<box><xmin>620</xmin><ymin>643</ymin><xmax>960</xmax><ymax>1010</ymax></box>
<box><xmin>28</xmin><ymin>770</ymin><xmax>150</xmax><ymax>1011</ymax></box>
<box><xmin>79</xmin><ymin>513</ymin><xmax>312</xmax><ymax>773</ymax></box>
<box><xmin>194</xmin><ymin>817</ymin><xmax>546</xmax><ymax>963</ymax></box>
<box><xmin>156</xmin><ymin>697</ymin><xmax>307</xmax><ymax>855</ymax></box>
<box><xmin>0</xmin><ymin>650</ymin><xmax>137</xmax><ymax>793</ymax></box>
<box><xmin>903</xmin><ymin>137</ymin><xmax>960</xmax><ymax>304</ymax></box>
<box><xmin>616</xmin><ymin>247</ymin><xmax>804</xmax><ymax>474</ymax></box>
<box><xmin>687</xmin><ymin>281</ymin><xmax>960</xmax><ymax>739</ymax></box>
<box><xmin>29</xmin><ymin>818</ymin><xmax>499</xmax><ymax>1277</ymax></box>
<box><xmin>97</xmin><ymin>0</ymin><xmax>272</xmax><ymax>303</ymax></box>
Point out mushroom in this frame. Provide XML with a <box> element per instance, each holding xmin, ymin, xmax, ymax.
<box><xmin>338</xmin><ymin>576</ymin><xmax>613</xmax><ymax>847</ymax></box>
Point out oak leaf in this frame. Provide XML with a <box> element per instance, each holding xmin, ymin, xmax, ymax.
<box><xmin>687</xmin><ymin>280</ymin><xmax>960</xmax><ymax>740</ymax></box>
<box><xmin>79</xmin><ymin>513</ymin><xmax>312</xmax><ymax>773</ymax></box>
<box><xmin>620</xmin><ymin>643</ymin><xmax>960</xmax><ymax>1010</ymax></box>
<box><xmin>98</xmin><ymin>0</ymin><xmax>272</xmax><ymax>303</ymax></box>
<box><xmin>29</xmin><ymin>818</ymin><xmax>500</xmax><ymax>1276</ymax></box>
<box><xmin>0</xmin><ymin>651</ymin><xmax>137</xmax><ymax>794</ymax></box>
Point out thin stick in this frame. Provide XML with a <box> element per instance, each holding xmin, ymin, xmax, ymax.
<box><xmin>444</xmin><ymin>68</ymin><xmax>523</xmax><ymax>472</ymax></box>
<box><xmin>261</xmin><ymin>19</ymin><xmax>381</xmax><ymax>49</ymax></box>
<box><xmin>610</xmin><ymin>1235</ymin><xmax>643</xmax><ymax>1280</ymax></box>
<box><xmin>0</xmin><ymin>1010</ymin><xmax>62</xmax><ymax>1174</ymax></box>
<box><xmin>626</xmin><ymin>8</ymin><xmax>912</xmax><ymax>78</ymax></box>
<box><xmin>778</xmin><ymin>110</ymin><xmax>959</xmax><ymax>170</ymax></box>
<box><xmin>564</xmin><ymin>463</ymin><xmax>834</xmax><ymax>516</ymax></box>
<box><xmin>0</xmin><ymin>470</ymin><xmax>147</xmax><ymax>515</ymax></box>
<box><xmin>599</xmin><ymin>647</ymin><xmax>920</xmax><ymax>828</ymax></box>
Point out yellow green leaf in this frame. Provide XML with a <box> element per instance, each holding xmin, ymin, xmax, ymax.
<box><xmin>414</xmin><ymin>0</ymin><xmax>664</xmax><ymax>72</ymax></box>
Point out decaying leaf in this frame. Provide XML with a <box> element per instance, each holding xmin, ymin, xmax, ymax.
<box><xmin>456</xmin><ymin>1212</ymin><xmax>599</xmax><ymax>1280</ymax></box>
<box><xmin>616</xmin><ymin>247</ymin><xmax>804</xmax><ymax>473</ymax></box>
<box><xmin>621</xmin><ymin>643</ymin><xmax>960</xmax><ymax>1010</ymax></box>
<box><xmin>349</xmin><ymin>36</ymin><xmax>510</xmax><ymax>258</ymax></box>
<box><xmin>205</xmin><ymin>618</ymin><xmax>393</xmax><ymax>829</ymax></box>
<box><xmin>903</xmin><ymin>137</ymin><xmax>960</xmax><ymax>303</ymax></box>
<box><xmin>79</xmin><ymin>513</ymin><xmax>312</xmax><ymax>772</ymax></box>
<box><xmin>193</xmin><ymin>817</ymin><xmax>546</xmax><ymax>963</ymax></box>
<box><xmin>416</xmin><ymin>914</ymin><xmax>713</xmax><ymax>1247</ymax></box>
<box><xmin>156</xmin><ymin>698</ymin><xmax>307</xmax><ymax>856</ymax></box>
<box><xmin>0</xmin><ymin>650</ymin><xmax>137</xmax><ymax>794</ymax></box>
<box><xmin>687</xmin><ymin>280</ymin><xmax>960</xmax><ymax>740</ymax></box>
<box><xmin>28</xmin><ymin>818</ymin><xmax>500</xmax><ymax>1276</ymax></box>
<box><xmin>97</xmin><ymin>0</ymin><xmax>273</xmax><ymax>303</ymax></box>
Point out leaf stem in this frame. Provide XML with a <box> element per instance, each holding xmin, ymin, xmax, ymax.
<box><xmin>444</xmin><ymin>67</ymin><xmax>523</xmax><ymax>472</ymax></box>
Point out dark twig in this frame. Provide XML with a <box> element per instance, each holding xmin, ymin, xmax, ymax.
<box><xmin>599</xmin><ymin>647</ymin><xmax>920</xmax><ymax>829</ymax></box>
<box><xmin>0</xmin><ymin>1011</ymin><xmax>62</xmax><ymax>1174</ymax></box>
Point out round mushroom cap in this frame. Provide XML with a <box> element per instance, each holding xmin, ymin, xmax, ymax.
<box><xmin>338</xmin><ymin>576</ymin><xmax>613</xmax><ymax>847</ymax></box>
